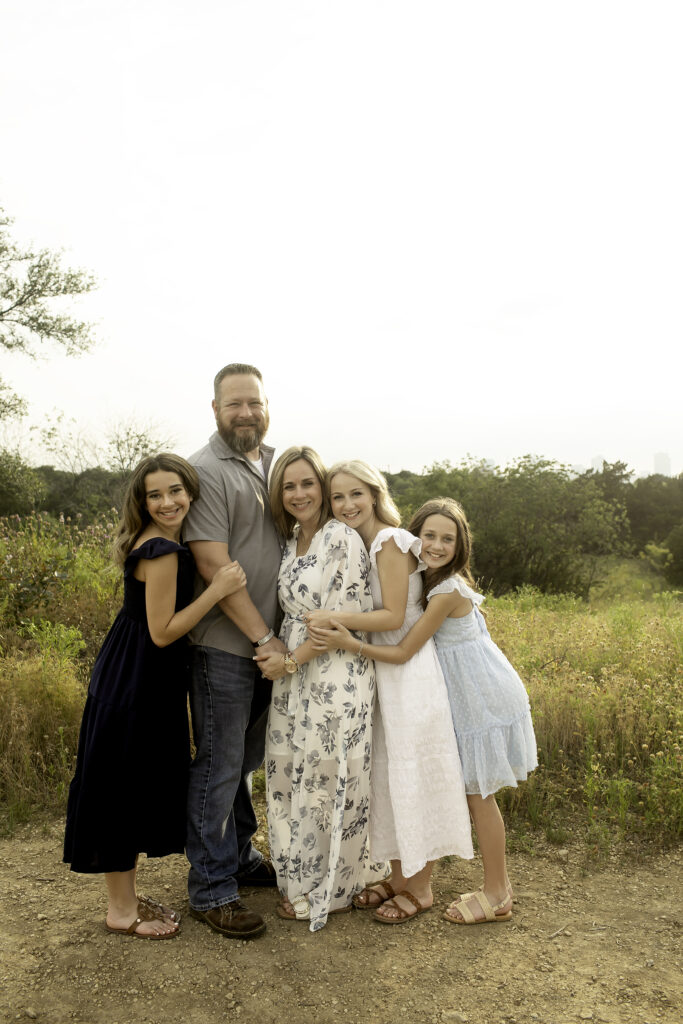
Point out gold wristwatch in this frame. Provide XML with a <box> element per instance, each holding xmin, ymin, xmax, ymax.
<box><xmin>283</xmin><ymin>651</ymin><xmax>299</xmax><ymax>674</ymax></box>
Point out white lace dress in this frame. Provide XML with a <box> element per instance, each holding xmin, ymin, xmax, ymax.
<box><xmin>368</xmin><ymin>528</ymin><xmax>473</xmax><ymax>877</ymax></box>
<box><xmin>266</xmin><ymin>519</ymin><xmax>382</xmax><ymax>931</ymax></box>
<box><xmin>429</xmin><ymin>576</ymin><xmax>538</xmax><ymax>798</ymax></box>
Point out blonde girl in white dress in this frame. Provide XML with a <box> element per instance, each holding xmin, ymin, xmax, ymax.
<box><xmin>313</xmin><ymin>497</ymin><xmax>537</xmax><ymax>926</ymax></box>
<box><xmin>254</xmin><ymin>447</ymin><xmax>380</xmax><ymax>931</ymax></box>
<box><xmin>306</xmin><ymin>463</ymin><xmax>473</xmax><ymax>925</ymax></box>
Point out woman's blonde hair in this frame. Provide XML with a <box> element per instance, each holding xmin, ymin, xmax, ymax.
<box><xmin>269</xmin><ymin>446</ymin><xmax>331</xmax><ymax>539</ymax></box>
<box><xmin>326</xmin><ymin>460</ymin><xmax>401</xmax><ymax>528</ymax></box>
<box><xmin>408</xmin><ymin>497</ymin><xmax>475</xmax><ymax>606</ymax></box>
<box><xmin>112</xmin><ymin>453</ymin><xmax>200</xmax><ymax>567</ymax></box>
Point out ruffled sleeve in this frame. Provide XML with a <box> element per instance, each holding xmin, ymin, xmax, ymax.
<box><xmin>368</xmin><ymin>527</ymin><xmax>425</xmax><ymax>572</ymax></box>
<box><xmin>427</xmin><ymin>574</ymin><xmax>484</xmax><ymax>606</ymax></box>
<box><xmin>318</xmin><ymin>520</ymin><xmax>373</xmax><ymax>613</ymax></box>
<box><xmin>125</xmin><ymin>538</ymin><xmax>188</xmax><ymax>562</ymax></box>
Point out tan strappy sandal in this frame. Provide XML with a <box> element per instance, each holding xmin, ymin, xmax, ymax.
<box><xmin>444</xmin><ymin>890</ymin><xmax>512</xmax><ymax>925</ymax></box>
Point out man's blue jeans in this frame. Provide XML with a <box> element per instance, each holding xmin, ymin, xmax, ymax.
<box><xmin>186</xmin><ymin>646</ymin><xmax>272</xmax><ymax>910</ymax></box>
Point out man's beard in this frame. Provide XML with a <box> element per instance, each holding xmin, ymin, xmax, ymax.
<box><xmin>218</xmin><ymin>410</ymin><xmax>269</xmax><ymax>454</ymax></box>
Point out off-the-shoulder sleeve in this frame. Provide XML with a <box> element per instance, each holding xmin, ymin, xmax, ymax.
<box><xmin>368</xmin><ymin>527</ymin><xmax>424</xmax><ymax>571</ymax></box>
<box><xmin>126</xmin><ymin>537</ymin><xmax>187</xmax><ymax>562</ymax></box>
<box><xmin>427</xmin><ymin>574</ymin><xmax>484</xmax><ymax>606</ymax></box>
<box><xmin>318</xmin><ymin>520</ymin><xmax>373</xmax><ymax>613</ymax></box>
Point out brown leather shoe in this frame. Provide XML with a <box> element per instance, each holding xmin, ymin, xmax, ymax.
<box><xmin>190</xmin><ymin>900</ymin><xmax>266</xmax><ymax>939</ymax></box>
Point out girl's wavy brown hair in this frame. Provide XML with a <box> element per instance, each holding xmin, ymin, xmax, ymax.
<box><xmin>112</xmin><ymin>453</ymin><xmax>200</xmax><ymax>567</ymax></box>
<box><xmin>408</xmin><ymin>497</ymin><xmax>475</xmax><ymax>608</ymax></box>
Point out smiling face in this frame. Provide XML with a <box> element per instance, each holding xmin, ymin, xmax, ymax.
<box><xmin>281</xmin><ymin>459</ymin><xmax>324</xmax><ymax>533</ymax></box>
<box><xmin>144</xmin><ymin>470</ymin><xmax>191</xmax><ymax>537</ymax></box>
<box><xmin>417</xmin><ymin>513</ymin><xmax>458</xmax><ymax>571</ymax></box>
<box><xmin>329</xmin><ymin>472</ymin><xmax>377</xmax><ymax>540</ymax></box>
<box><xmin>212</xmin><ymin>373</ymin><xmax>269</xmax><ymax>455</ymax></box>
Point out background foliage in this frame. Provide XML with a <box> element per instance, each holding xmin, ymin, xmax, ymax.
<box><xmin>387</xmin><ymin>457</ymin><xmax>683</xmax><ymax>596</ymax></box>
<box><xmin>0</xmin><ymin>502</ymin><xmax>681</xmax><ymax>847</ymax></box>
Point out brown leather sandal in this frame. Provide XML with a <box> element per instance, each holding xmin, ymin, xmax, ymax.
<box><xmin>351</xmin><ymin>881</ymin><xmax>395</xmax><ymax>910</ymax></box>
<box><xmin>105</xmin><ymin>900</ymin><xmax>180</xmax><ymax>939</ymax></box>
<box><xmin>136</xmin><ymin>893</ymin><xmax>181</xmax><ymax>924</ymax></box>
<box><xmin>372</xmin><ymin>889</ymin><xmax>432</xmax><ymax>924</ymax></box>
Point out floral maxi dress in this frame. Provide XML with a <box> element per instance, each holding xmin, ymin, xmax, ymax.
<box><xmin>266</xmin><ymin>519</ymin><xmax>380</xmax><ymax>931</ymax></box>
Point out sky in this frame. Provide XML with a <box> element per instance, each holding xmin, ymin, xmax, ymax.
<box><xmin>1</xmin><ymin>0</ymin><xmax>681</xmax><ymax>477</ymax></box>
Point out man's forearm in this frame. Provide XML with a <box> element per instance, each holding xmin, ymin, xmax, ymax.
<box><xmin>190</xmin><ymin>541</ymin><xmax>273</xmax><ymax>644</ymax></box>
<box><xmin>217</xmin><ymin>587</ymin><xmax>271</xmax><ymax>644</ymax></box>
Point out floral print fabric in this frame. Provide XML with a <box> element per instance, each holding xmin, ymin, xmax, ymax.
<box><xmin>266</xmin><ymin>519</ymin><xmax>381</xmax><ymax>931</ymax></box>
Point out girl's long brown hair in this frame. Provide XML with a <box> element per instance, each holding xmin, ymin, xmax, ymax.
<box><xmin>408</xmin><ymin>497</ymin><xmax>475</xmax><ymax>608</ymax></box>
<box><xmin>112</xmin><ymin>453</ymin><xmax>200</xmax><ymax>567</ymax></box>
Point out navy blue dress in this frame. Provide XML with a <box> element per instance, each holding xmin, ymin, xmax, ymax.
<box><xmin>63</xmin><ymin>537</ymin><xmax>194</xmax><ymax>873</ymax></box>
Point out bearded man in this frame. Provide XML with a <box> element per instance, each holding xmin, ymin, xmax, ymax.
<box><xmin>183</xmin><ymin>363</ymin><xmax>285</xmax><ymax>939</ymax></box>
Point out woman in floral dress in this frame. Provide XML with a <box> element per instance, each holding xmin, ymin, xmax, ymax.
<box><xmin>254</xmin><ymin>446</ymin><xmax>380</xmax><ymax>931</ymax></box>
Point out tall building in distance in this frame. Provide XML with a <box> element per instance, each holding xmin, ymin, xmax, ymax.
<box><xmin>654</xmin><ymin>452</ymin><xmax>671</xmax><ymax>476</ymax></box>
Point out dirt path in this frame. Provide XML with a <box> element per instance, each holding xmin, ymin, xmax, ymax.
<box><xmin>0</xmin><ymin>820</ymin><xmax>680</xmax><ymax>1024</ymax></box>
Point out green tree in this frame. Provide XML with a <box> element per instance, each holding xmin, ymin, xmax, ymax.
<box><xmin>389</xmin><ymin>456</ymin><xmax>628</xmax><ymax>597</ymax></box>
<box><xmin>34</xmin><ymin>415</ymin><xmax>173</xmax><ymax>519</ymax></box>
<box><xmin>581</xmin><ymin>460</ymin><xmax>634</xmax><ymax>548</ymax></box>
<box><xmin>626</xmin><ymin>474</ymin><xmax>683</xmax><ymax>550</ymax></box>
<box><xmin>662</xmin><ymin>522</ymin><xmax>683</xmax><ymax>586</ymax></box>
<box><xmin>0</xmin><ymin>448</ymin><xmax>46</xmax><ymax>514</ymax></box>
<box><xmin>0</xmin><ymin>206</ymin><xmax>96</xmax><ymax>417</ymax></box>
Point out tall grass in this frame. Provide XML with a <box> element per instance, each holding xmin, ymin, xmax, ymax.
<box><xmin>491</xmin><ymin>585</ymin><xmax>682</xmax><ymax>846</ymax></box>
<box><xmin>0</xmin><ymin>513</ymin><xmax>117</xmax><ymax>829</ymax></box>
<box><xmin>0</xmin><ymin>515</ymin><xmax>681</xmax><ymax>845</ymax></box>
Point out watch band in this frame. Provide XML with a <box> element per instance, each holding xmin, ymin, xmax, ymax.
<box><xmin>253</xmin><ymin>629</ymin><xmax>275</xmax><ymax>648</ymax></box>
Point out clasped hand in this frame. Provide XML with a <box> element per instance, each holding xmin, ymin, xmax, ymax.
<box><xmin>253</xmin><ymin>637</ymin><xmax>288</xmax><ymax>680</ymax></box>
<box><xmin>308</xmin><ymin>619</ymin><xmax>353</xmax><ymax>652</ymax></box>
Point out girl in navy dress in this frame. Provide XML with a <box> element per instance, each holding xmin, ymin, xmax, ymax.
<box><xmin>312</xmin><ymin>496</ymin><xmax>537</xmax><ymax>926</ymax></box>
<box><xmin>64</xmin><ymin>453</ymin><xmax>246</xmax><ymax>939</ymax></box>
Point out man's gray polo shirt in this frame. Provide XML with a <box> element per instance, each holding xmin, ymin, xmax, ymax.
<box><xmin>183</xmin><ymin>431</ymin><xmax>283</xmax><ymax>659</ymax></box>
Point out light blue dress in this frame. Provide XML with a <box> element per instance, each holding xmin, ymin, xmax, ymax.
<box><xmin>429</xmin><ymin>576</ymin><xmax>537</xmax><ymax>799</ymax></box>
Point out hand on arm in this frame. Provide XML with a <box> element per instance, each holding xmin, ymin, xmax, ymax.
<box><xmin>305</xmin><ymin>538</ymin><xmax>411</xmax><ymax>634</ymax></box>
<box><xmin>143</xmin><ymin>553</ymin><xmax>247</xmax><ymax>648</ymax></box>
<box><xmin>310</xmin><ymin>591</ymin><xmax>461</xmax><ymax>664</ymax></box>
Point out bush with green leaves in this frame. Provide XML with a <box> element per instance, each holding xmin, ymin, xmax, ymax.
<box><xmin>388</xmin><ymin>456</ymin><xmax>630</xmax><ymax>597</ymax></box>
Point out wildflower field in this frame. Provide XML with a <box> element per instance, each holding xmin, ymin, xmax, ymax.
<box><xmin>1</xmin><ymin>513</ymin><xmax>681</xmax><ymax>847</ymax></box>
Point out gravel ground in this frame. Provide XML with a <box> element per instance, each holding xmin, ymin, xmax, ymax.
<box><xmin>1</xmin><ymin>820</ymin><xmax>680</xmax><ymax>1024</ymax></box>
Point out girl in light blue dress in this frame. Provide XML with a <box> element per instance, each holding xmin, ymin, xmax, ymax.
<box><xmin>313</xmin><ymin>496</ymin><xmax>536</xmax><ymax>927</ymax></box>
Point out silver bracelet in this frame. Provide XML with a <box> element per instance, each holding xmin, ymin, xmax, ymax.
<box><xmin>253</xmin><ymin>628</ymin><xmax>275</xmax><ymax>648</ymax></box>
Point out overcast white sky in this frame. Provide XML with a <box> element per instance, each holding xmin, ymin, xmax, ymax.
<box><xmin>1</xmin><ymin>0</ymin><xmax>681</xmax><ymax>477</ymax></box>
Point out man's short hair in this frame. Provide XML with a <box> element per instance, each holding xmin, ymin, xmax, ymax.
<box><xmin>213</xmin><ymin>363</ymin><xmax>263</xmax><ymax>400</ymax></box>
